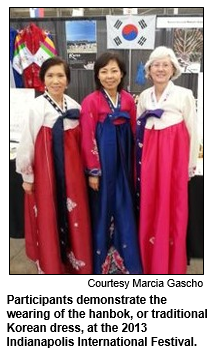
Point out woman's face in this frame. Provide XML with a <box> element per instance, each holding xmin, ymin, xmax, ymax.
<box><xmin>98</xmin><ymin>60</ymin><xmax>123</xmax><ymax>93</ymax></box>
<box><xmin>44</xmin><ymin>64</ymin><xmax>68</xmax><ymax>98</ymax></box>
<box><xmin>149</xmin><ymin>56</ymin><xmax>174</xmax><ymax>85</ymax></box>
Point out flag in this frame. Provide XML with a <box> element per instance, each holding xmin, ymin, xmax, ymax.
<box><xmin>106</xmin><ymin>15</ymin><xmax>156</xmax><ymax>50</ymax></box>
<box><xmin>29</xmin><ymin>8</ymin><xmax>44</xmax><ymax>18</ymax></box>
<box><xmin>123</xmin><ymin>8</ymin><xmax>138</xmax><ymax>15</ymax></box>
<box><xmin>135</xmin><ymin>61</ymin><xmax>146</xmax><ymax>85</ymax></box>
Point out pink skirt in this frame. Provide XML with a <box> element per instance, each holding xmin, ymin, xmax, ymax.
<box><xmin>139</xmin><ymin>121</ymin><xmax>189</xmax><ymax>274</ymax></box>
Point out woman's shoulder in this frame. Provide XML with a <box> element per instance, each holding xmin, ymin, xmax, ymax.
<box><xmin>120</xmin><ymin>89</ymin><xmax>135</xmax><ymax>103</ymax></box>
<box><xmin>28</xmin><ymin>94</ymin><xmax>45</xmax><ymax>111</ymax></box>
<box><xmin>33</xmin><ymin>94</ymin><xmax>44</xmax><ymax>103</ymax></box>
<box><xmin>22</xmin><ymin>95</ymin><xmax>45</xmax><ymax>120</ymax></box>
<box><xmin>138</xmin><ymin>86</ymin><xmax>152</xmax><ymax>99</ymax></box>
<box><xmin>81</xmin><ymin>90</ymin><xmax>100</xmax><ymax>105</ymax></box>
<box><xmin>121</xmin><ymin>89</ymin><xmax>133</xmax><ymax>98</ymax></box>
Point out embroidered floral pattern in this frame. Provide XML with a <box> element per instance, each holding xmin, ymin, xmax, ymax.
<box><xmin>149</xmin><ymin>236</ymin><xmax>155</xmax><ymax>244</ymax></box>
<box><xmin>91</xmin><ymin>136</ymin><xmax>99</xmax><ymax>159</ymax></box>
<box><xmin>68</xmin><ymin>251</ymin><xmax>85</xmax><ymax>270</ymax></box>
<box><xmin>66</xmin><ymin>198</ymin><xmax>77</xmax><ymax>212</ymax></box>
<box><xmin>102</xmin><ymin>246</ymin><xmax>129</xmax><ymax>274</ymax></box>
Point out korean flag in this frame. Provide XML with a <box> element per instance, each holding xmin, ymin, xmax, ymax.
<box><xmin>106</xmin><ymin>15</ymin><xmax>156</xmax><ymax>50</ymax></box>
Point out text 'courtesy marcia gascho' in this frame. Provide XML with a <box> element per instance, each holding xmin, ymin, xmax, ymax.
<box><xmin>6</xmin><ymin>278</ymin><xmax>206</xmax><ymax>348</ymax></box>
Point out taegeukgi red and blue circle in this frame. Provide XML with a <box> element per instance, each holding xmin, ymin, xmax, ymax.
<box><xmin>122</xmin><ymin>24</ymin><xmax>138</xmax><ymax>41</ymax></box>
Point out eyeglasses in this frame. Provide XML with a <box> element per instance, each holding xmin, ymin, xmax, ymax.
<box><xmin>151</xmin><ymin>62</ymin><xmax>173</xmax><ymax>69</ymax></box>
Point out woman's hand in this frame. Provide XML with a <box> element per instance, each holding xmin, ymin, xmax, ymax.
<box><xmin>22</xmin><ymin>182</ymin><xmax>34</xmax><ymax>194</ymax></box>
<box><xmin>88</xmin><ymin>176</ymin><xmax>99</xmax><ymax>191</ymax></box>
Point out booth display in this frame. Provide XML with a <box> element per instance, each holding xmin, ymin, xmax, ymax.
<box><xmin>12</xmin><ymin>23</ymin><xmax>57</xmax><ymax>92</ymax></box>
<box><xmin>9</xmin><ymin>14</ymin><xmax>203</xmax><ymax>262</ymax></box>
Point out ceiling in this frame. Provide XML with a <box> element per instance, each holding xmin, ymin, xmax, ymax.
<box><xmin>10</xmin><ymin>7</ymin><xmax>203</xmax><ymax>19</ymax></box>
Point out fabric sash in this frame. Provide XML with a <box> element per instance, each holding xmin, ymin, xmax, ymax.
<box><xmin>52</xmin><ymin>108</ymin><xmax>80</xmax><ymax>262</ymax></box>
<box><xmin>136</xmin><ymin>109</ymin><xmax>164</xmax><ymax>210</ymax></box>
<box><xmin>108</xmin><ymin>110</ymin><xmax>130</xmax><ymax>121</ymax></box>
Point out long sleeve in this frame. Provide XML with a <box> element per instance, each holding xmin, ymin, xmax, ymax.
<box><xmin>80</xmin><ymin>93</ymin><xmax>101</xmax><ymax>176</ymax></box>
<box><xmin>16</xmin><ymin>99</ymin><xmax>44</xmax><ymax>183</ymax></box>
<box><xmin>182</xmin><ymin>90</ymin><xmax>199</xmax><ymax>177</ymax></box>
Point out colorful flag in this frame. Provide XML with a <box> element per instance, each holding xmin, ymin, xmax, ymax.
<box><xmin>29</xmin><ymin>8</ymin><xmax>44</xmax><ymax>18</ymax></box>
<box><xmin>106</xmin><ymin>15</ymin><xmax>156</xmax><ymax>50</ymax></box>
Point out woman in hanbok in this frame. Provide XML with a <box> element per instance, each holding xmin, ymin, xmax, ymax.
<box><xmin>80</xmin><ymin>52</ymin><xmax>142</xmax><ymax>274</ymax></box>
<box><xmin>16</xmin><ymin>57</ymin><xmax>92</xmax><ymax>274</ymax></box>
<box><xmin>136</xmin><ymin>46</ymin><xmax>199</xmax><ymax>274</ymax></box>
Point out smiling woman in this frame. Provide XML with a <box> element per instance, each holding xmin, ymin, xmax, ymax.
<box><xmin>137</xmin><ymin>46</ymin><xmax>199</xmax><ymax>275</ymax></box>
<box><xmin>80</xmin><ymin>52</ymin><xmax>142</xmax><ymax>275</ymax></box>
<box><xmin>42</xmin><ymin>65</ymin><xmax>68</xmax><ymax>107</ymax></box>
<box><xmin>15</xmin><ymin>57</ymin><xmax>93</xmax><ymax>274</ymax></box>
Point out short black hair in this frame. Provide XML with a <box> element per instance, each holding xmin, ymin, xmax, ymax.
<box><xmin>39</xmin><ymin>56</ymin><xmax>71</xmax><ymax>84</ymax></box>
<box><xmin>94</xmin><ymin>52</ymin><xmax>126</xmax><ymax>92</ymax></box>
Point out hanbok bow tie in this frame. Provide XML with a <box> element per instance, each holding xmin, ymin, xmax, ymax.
<box><xmin>56</xmin><ymin>108</ymin><xmax>80</xmax><ymax>121</ymax></box>
<box><xmin>138</xmin><ymin>108</ymin><xmax>164</xmax><ymax>121</ymax></box>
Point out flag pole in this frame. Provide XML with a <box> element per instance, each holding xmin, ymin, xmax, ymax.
<box><xmin>127</xmin><ymin>13</ymin><xmax>132</xmax><ymax>93</ymax></box>
<box><xmin>128</xmin><ymin>48</ymin><xmax>132</xmax><ymax>92</ymax></box>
